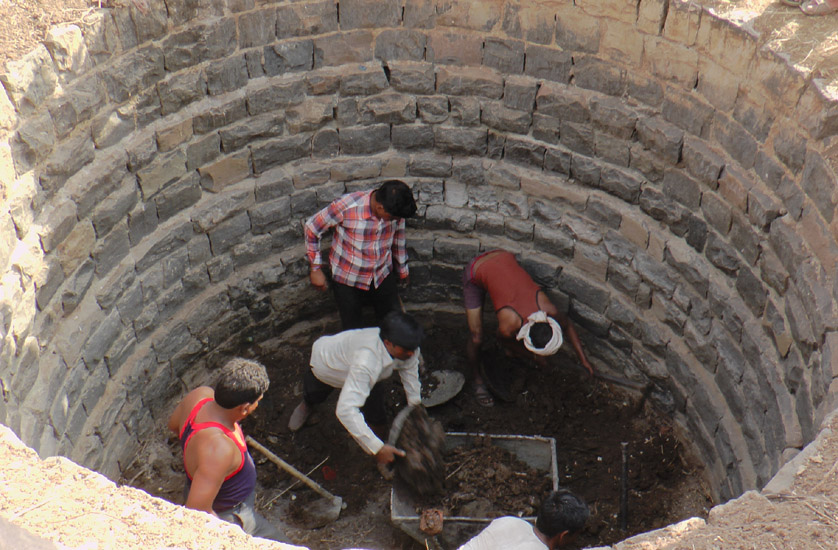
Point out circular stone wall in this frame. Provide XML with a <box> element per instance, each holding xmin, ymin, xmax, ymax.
<box><xmin>1</xmin><ymin>0</ymin><xmax>837</xmax><ymax>510</ymax></box>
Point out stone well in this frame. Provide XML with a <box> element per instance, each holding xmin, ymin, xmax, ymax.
<box><xmin>1</xmin><ymin>0</ymin><xmax>837</xmax><ymax>545</ymax></box>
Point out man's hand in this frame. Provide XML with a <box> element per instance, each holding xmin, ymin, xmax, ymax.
<box><xmin>581</xmin><ymin>359</ymin><xmax>595</xmax><ymax>378</ymax></box>
<box><xmin>310</xmin><ymin>269</ymin><xmax>328</xmax><ymax>291</ymax></box>
<box><xmin>375</xmin><ymin>444</ymin><xmax>406</xmax><ymax>465</ymax></box>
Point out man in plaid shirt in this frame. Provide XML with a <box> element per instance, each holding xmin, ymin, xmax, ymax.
<box><xmin>304</xmin><ymin>180</ymin><xmax>417</xmax><ymax>329</ymax></box>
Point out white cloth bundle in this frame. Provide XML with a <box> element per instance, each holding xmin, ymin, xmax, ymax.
<box><xmin>515</xmin><ymin>311</ymin><xmax>563</xmax><ymax>356</ymax></box>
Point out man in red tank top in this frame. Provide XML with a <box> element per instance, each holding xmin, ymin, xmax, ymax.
<box><xmin>463</xmin><ymin>250</ymin><xmax>594</xmax><ymax>407</ymax></box>
<box><xmin>168</xmin><ymin>358</ymin><xmax>289</xmax><ymax>543</ymax></box>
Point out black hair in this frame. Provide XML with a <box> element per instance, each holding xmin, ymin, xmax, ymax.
<box><xmin>214</xmin><ymin>358</ymin><xmax>270</xmax><ymax>409</ymax></box>
<box><xmin>379</xmin><ymin>311</ymin><xmax>423</xmax><ymax>351</ymax></box>
<box><xmin>530</xmin><ymin>321</ymin><xmax>554</xmax><ymax>350</ymax></box>
<box><xmin>374</xmin><ymin>180</ymin><xmax>417</xmax><ymax>219</ymax></box>
<box><xmin>535</xmin><ymin>489</ymin><xmax>589</xmax><ymax>538</ymax></box>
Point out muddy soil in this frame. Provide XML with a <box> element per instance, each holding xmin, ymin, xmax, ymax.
<box><xmin>127</xmin><ymin>320</ymin><xmax>713</xmax><ymax>550</ymax></box>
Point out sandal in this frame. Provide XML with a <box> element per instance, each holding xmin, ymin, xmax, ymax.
<box><xmin>474</xmin><ymin>383</ymin><xmax>495</xmax><ymax>408</ymax></box>
<box><xmin>801</xmin><ymin>0</ymin><xmax>838</xmax><ymax>14</ymax></box>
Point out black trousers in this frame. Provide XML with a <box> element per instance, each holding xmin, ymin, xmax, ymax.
<box><xmin>332</xmin><ymin>269</ymin><xmax>401</xmax><ymax>330</ymax></box>
<box><xmin>302</xmin><ymin>369</ymin><xmax>387</xmax><ymax>426</ymax></box>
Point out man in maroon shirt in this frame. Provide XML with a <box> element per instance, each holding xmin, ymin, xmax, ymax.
<box><xmin>304</xmin><ymin>180</ymin><xmax>417</xmax><ymax>330</ymax></box>
<box><xmin>464</xmin><ymin>250</ymin><xmax>594</xmax><ymax>407</ymax></box>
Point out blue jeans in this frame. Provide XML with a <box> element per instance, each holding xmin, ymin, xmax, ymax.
<box><xmin>217</xmin><ymin>490</ymin><xmax>290</xmax><ymax>543</ymax></box>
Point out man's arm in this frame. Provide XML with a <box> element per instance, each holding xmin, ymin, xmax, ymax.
<box><xmin>397</xmin><ymin>351</ymin><xmax>422</xmax><ymax>406</ymax></box>
<box><xmin>304</xmin><ymin>197</ymin><xmax>348</xmax><ymax>290</ymax></box>
<box><xmin>541</xmin><ymin>297</ymin><xmax>594</xmax><ymax>376</ymax></box>
<box><xmin>184</xmin><ymin>433</ymin><xmax>238</xmax><ymax>516</ymax></box>
<box><xmin>393</xmin><ymin>218</ymin><xmax>409</xmax><ymax>281</ymax></box>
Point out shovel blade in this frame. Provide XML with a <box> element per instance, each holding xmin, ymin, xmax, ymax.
<box><xmin>291</xmin><ymin>496</ymin><xmax>343</xmax><ymax>528</ymax></box>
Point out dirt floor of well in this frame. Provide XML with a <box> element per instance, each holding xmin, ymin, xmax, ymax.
<box><xmin>123</xmin><ymin>319</ymin><xmax>714</xmax><ymax>550</ymax></box>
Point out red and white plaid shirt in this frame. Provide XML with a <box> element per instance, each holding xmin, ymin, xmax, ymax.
<box><xmin>304</xmin><ymin>191</ymin><xmax>408</xmax><ymax>290</ymax></box>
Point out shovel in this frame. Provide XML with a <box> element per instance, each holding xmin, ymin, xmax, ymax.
<box><xmin>246</xmin><ymin>436</ymin><xmax>344</xmax><ymax>527</ymax></box>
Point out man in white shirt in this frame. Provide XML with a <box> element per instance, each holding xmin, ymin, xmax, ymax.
<box><xmin>458</xmin><ymin>489</ymin><xmax>589</xmax><ymax>550</ymax></box>
<box><xmin>287</xmin><ymin>311</ymin><xmax>423</xmax><ymax>467</ymax></box>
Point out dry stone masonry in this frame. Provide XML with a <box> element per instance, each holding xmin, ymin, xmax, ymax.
<box><xmin>0</xmin><ymin>0</ymin><xmax>837</xmax><ymax>547</ymax></box>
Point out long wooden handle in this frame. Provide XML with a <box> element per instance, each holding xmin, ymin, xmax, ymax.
<box><xmin>246</xmin><ymin>436</ymin><xmax>341</xmax><ymax>504</ymax></box>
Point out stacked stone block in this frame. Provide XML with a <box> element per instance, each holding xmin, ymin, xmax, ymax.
<box><xmin>0</xmin><ymin>0</ymin><xmax>835</xmax><ymax>506</ymax></box>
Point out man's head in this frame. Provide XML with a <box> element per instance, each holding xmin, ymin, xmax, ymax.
<box><xmin>379</xmin><ymin>311</ymin><xmax>423</xmax><ymax>359</ymax></box>
<box><xmin>535</xmin><ymin>489</ymin><xmax>589</xmax><ymax>547</ymax></box>
<box><xmin>214</xmin><ymin>358</ymin><xmax>270</xmax><ymax>409</ymax></box>
<box><xmin>374</xmin><ymin>180</ymin><xmax>417</xmax><ymax>219</ymax></box>
<box><xmin>530</xmin><ymin>322</ymin><xmax>554</xmax><ymax>351</ymax></box>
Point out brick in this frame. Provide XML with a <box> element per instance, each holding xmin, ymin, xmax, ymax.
<box><xmin>0</xmin><ymin>44</ymin><xmax>59</xmax><ymax>115</ymax></box>
<box><xmin>339</xmin><ymin>0</ymin><xmax>401</xmax><ymax>28</ymax></box>
<box><xmin>251</xmin><ymin>134</ymin><xmax>310</xmax><ymax>173</ymax></box>
<box><xmin>186</xmin><ymin>132</ymin><xmax>221</xmax><ymax>170</ymax></box>
<box><xmin>375</xmin><ymin>29</ymin><xmax>426</xmax><ymax>61</ymax></box>
<box><xmin>249</xmin><ymin>197</ymin><xmax>292</xmax><ymax>235</ymax></box>
<box><xmin>393</xmin><ymin>125</ymin><xmax>434</xmax><ymax>150</ymax></box>
<box><xmin>387</xmin><ymin>60</ymin><xmax>435</xmax><ymax>94</ymax></box>
<box><xmin>600</xmin><ymin>20</ymin><xmax>643</xmax><ymax>66</ymax></box>
<box><xmin>450</xmin><ymin>97</ymin><xmax>481</xmax><ymax>126</ymax></box>
<box><xmin>408</xmin><ymin>153</ymin><xmax>452</xmax><ymax>177</ymax></box>
<box><xmin>483</xmin><ymin>38</ymin><xmax>524</xmax><ymax>73</ymax></box>
<box><xmin>717</xmin><ymin>164</ymin><xmax>752</xmax><ymax>214</ymax></box>
<box><xmin>313</xmin><ymin>31</ymin><xmax>375</xmax><ymax>67</ymax></box>
<box><xmin>594</xmin><ymin>132</ymin><xmax>629</xmax><ymax>166</ymax></box>
<box><xmin>359</xmin><ymin>93</ymin><xmax>416</xmax><ymax>124</ymax></box>
<box><xmin>287</xmin><ymin>97</ymin><xmax>335</xmax><ymax>133</ymax></box>
<box><xmin>425</xmin><ymin>31</ymin><xmax>483</xmax><ymax>67</ymax></box>
<box><xmin>573</xmin><ymin>56</ymin><xmax>624</xmax><ymax>97</ymax></box>
<box><xmin>418</xmin><ymin>96</ymin><xmax>449</xmax><ymax>123</ymax></box>
<box><xmin>701</xmin><ymin>191</ymin><xmax>732</xmax><ymax>234</ymax></box>
<box><xmin>137</xmin><ymin>149</ymin><xmax>187</xmax><ymax>199</ymax></box>
<box><xmin>339</xmin><ymin>124</ymin><xmax>389</xmax><ymax>155</ymax></box>
<box><xmin>264</xmin><ymin>40</ymin><xmax>314</xmax><ymax>76</ymax></box>
<box><xmin>92</xmin><ymin>182</ymin><xmax>137</xmax><ymax>238</ymax></box>
<box><xmin>535</xmin><ymin>82</ymin><xmax>590</xmax><ymax>122</ymax></box>
<box><xmin>192</xmin><ymin>97</ymin><xmax>247</xmax><ymax>134</ymax></box>
<box><xmin>47</xmin><ymin>76</ymin><xmax>106</xmax><ymax>138</ymax></box>
<box><xmin>600</xmin><ymin>164</ymin><xmax>643</xmax><ymax>203</ymax></box>
<box><xmin>276</xmin><ymin>1</ymin><xmax>338</xmax><ymax>38</ymax></box>
<box><xmin>482</xmin><ymin>102</ymin><xmax>532</xmax><ymax>134</ymax></box>
<box><xmin>11</xmin><ymin>113</ymin><xmax>56</xmax><ymax>175</ymax></box>
<box><xmin>554</xmin><ymin>6</ymin><xmax>600</xmax><ymax>53</ymax></box>
<box><xmin>662</xmin><ymin>169</ymin><xmax>701</xmax><ymax>209</ymax></box>
<box><xmin>801</xmin><ymin>151</ymin><xmax>837</xmax><ymax>224</ymax></box>
<box><xmin>237</xmin><ymin>8</ymin><xmax>276</xmax><ymax>48</ymax></box>
<box><xmin>502</xmin><ymin>75</ymin><xmax>538</xmax><ymax>111</ymax></box>
<box><xmin>626</xmin><ymin>74</ymin><xmax>664</xmax><ymax>107</ymax></box>
<box><xmin>206</xmin><ymin>54</ymin><xmax>248</xmax><ymax>96</ymax></box>
<box><xmin>39</xmin><ymin>132</ymin><xmax>95</xmax><ymax>194</ymax></box>
<box><xmin>682</xmin><ymin>136</ymin><xmax>724</xmax><ymax>189</ymax></box>
<box><xmin>247</xmin><ymin>77</ymin><xmax>306</xmax><ymax>115</ymax></box>
<box><xmin>643</xmin><ymin>36</ymin><xmax>698</xmax><ymax>89</ymax></box>
<box><xmin>524</xmin><ymin>45</ymin><xmax>572</xmax><ymax>83</ymax></box>
<box><xmin>156</xmin><ymin>118</ymin><xmax>193</xmax><ymax>152</ymax></box>
<box><xmin>222</xmin><ymin>114</ymin><xmax>284</xmax><ymax>154</ymax></box>
<box><xmin>662</xmin><ymin>89</ymin><xmax>714</xmax><ymax>138</ymax></box>
<box><xmin>331</xmin><ymin>158</ymin><xmax>382</xmax><ymax>182</ymax></box>
<box><xmin>433</xmin><ymin>126</ymin><xmax>487</xmax><ymax>155</ymax></box>
<box><xmin>424</xmin><ymin>205</ymin><xmax>476</xmax><ymax>232</ymax></box>
<box><xmin>436</xmin><ymin>66</ymin><xmax>503</xmax><ymax>99</ymax></box>
<box><xmin>590</xmin><ymin>96</ymin><xmax>637</xmax><ymax>139</ymax></box>
<box><xmin>561</xmin><ymin>121</ymin><xmax>594</xmax><ymax>156</ymax></box>
<box><xmin>312</xmin><ymin>129</ymin><xmax>340</xmax><ymax>158</ymax></box>
<box><xmin>57</xmin><ymin>221</ymin><xmax>95</xmax><ymax>277</ymax></box>
<box><xmin>162</xmin><ymin>18</ymin><xmax>237</xmax><ymax>72</ymax></box>
<box><xmin>340</xmin><ymin>64</ymin><xmax>389</xmax><ymax>96</ymax></box>
<box><xmin>697</xmin><ymin>58</ymin><xmax>740</xmax><ymax>112</ymax></box>
<box><xmin>636</xmin><ymin>116</ymin><xmax>683</xmax><ymax>164</ymax></box>
<box><xmin>198</xmin><ymin>151</ymin><xmax>252</xmax><ymax>192</ymax></box>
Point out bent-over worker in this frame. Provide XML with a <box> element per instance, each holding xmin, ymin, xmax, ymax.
<box><xmin>464</xmin><ymin>250</ymin><xmax>594</xmax><ymax>407</ymax></box>
<box><xmin>288</xmin><ymin>311</ymin><xmax>423</xmax><ymax>468</ymax></box>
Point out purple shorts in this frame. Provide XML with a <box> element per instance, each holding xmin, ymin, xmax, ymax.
<box><xmin>463</xmin><ymin>250</ymin><xmax>497</xmax><ymax>310</ymax></box>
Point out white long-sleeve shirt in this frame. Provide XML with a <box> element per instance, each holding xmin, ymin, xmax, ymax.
<box><xmin>309</xmin><ymin>328</ymin><xmax>421</xmax><ymax>455</ymax></box>
<box><xmin>458</xmin><ymin>517</ymin><xmax>546</xmax><ymax>550</ymax></box>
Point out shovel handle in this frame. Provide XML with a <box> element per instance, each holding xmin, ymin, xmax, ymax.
<box><xmin>246</xmin><ymin>436</ymin><xmax>341</xmax><ymax>504</ymax></box>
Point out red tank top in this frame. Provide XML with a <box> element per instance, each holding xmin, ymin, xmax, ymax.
<box><xmin>473</xmin><ymin>250</ymin><xmax>541</xmax><ymax>320</ymax></box>
<box><xmin>179</xmin><ymin>397</ymin><xmax>257</xmax><ymax>511</ymax></box>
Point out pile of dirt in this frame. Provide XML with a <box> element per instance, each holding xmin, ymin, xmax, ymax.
<box><xmin>392</xmin><ymin>406</ymin><xmax>446</xmax><ymax>497</ymax></box>
<box><xmin>437</xmin><ymin>437</ymin><xmax>553</xmax><ymax>518</ymax></box>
